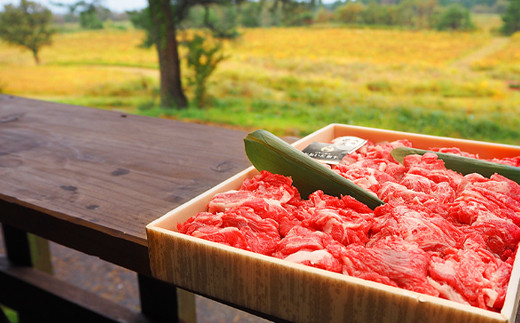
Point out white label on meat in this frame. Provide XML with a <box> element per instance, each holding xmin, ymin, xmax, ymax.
<box><xmin>302</xmin><ymin>136</ymin><xmax>367</xmax><ymax>165</ymax></box>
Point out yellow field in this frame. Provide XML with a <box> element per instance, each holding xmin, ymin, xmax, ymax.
<box><xmin>229</xmin><ymin>27</ymin><xmax>489</xmax><ymax>66</ymax></box>
<box><xmin>0</xmin><ymin>26</ymin><xmax>519</xmax><ymax>117</ymax></box>
<box><xmin>472</xmin><ymin>33</ymin><xmax>520</xmax><ymax>74</ymax></box>
<box><xmin>0</xmin><ymin>30</ymin><xmax>155</xmax><ymax>66</ymax></box>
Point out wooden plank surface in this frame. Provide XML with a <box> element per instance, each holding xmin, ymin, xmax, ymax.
<box><xmin>0</xmin><ymin>94</ymin><xmax>252</xmax><ymax>273</ymax></box>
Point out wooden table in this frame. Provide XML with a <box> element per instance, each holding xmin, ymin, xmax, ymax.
<box><xmin>0</xmin><ymin>95</ymin><xmax>256</xmax><ymax>322</ymax></box>
<box><xmin>3</xmin><ymin>95</ymin><xmax>520</xmax><ymax>323</ymax></box>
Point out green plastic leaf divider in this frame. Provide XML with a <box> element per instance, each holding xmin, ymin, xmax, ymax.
<box><xmin>391</xmin><ymin>146</ymin><xmax>520</xmax><ymax>184</ymax></box>
<box><xmin>244</xmin><ymin>129</ymin><xmax>384</xmax><ymax>210</ymax></box>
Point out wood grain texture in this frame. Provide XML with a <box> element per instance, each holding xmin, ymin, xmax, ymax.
<box><xmin>148</xmin><ymin>124</ymin><xmax>520</xmax><ymax>323</ymax></box>
<box><xmin>0</xmin><ymin>94</ymin><xmax>252</xmax><ymax>273</ymax></box>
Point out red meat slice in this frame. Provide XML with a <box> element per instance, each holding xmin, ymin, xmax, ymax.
<box><xmin>456</xmin><ymin>173</ymin><xmax>520</xmax><ymax>211</ymax></box>
<box><xmin>447</xmin><ymin>173</ymin><xmax>520</xmax><ymax>255</ymax></box>
<box><xmin>208</xmin><ymin>170</ymin><xmax>302</xmax><ymax>216</ymax></box>
<box><xmin>429</xmin><ymin>147</ymin><xmax>479</xmax><ymax>159</ymax></box>
<box><xmin>432</xmin><ymin>147</ymin><xmax>520</xmax><ymax>167</ymax></box>
<box><xmin>403</xmin><ymin>153</ymin><xmax>464</xmax><ymax>191</ymax></box>
<box><xmin>341</xmin><ymin>236</ymin><xmax>439</xmax><ymax>296</ymax></box>
<box><xmin>207</xmin><ymin>189</ymin><xmax>300</xmax><ymax>236</ymax></box>
<box><xmin>378</xmin><ymin>182</ymin><xmax>432</xmax><ymax>204</ymax></box>
<box><xmin>208</xmin><ymin>190</ymin><xmax>257</xmax><ymax>213</ymax></box>
<box><xmin>240</xmin><ymin>170</ymin><xmax>302</xmax><ymax>205</ymax></box>
<box><xmin>273</xmin><ymin>226</ymin><xmax>344</xmax><ymax>273</ymax></box>
<box><xmin>363</xmin><ymin>139</ymin><xmax>413</xmax><ymax>162</ymax></box>
<box><xmin>178</xmin><ymin>207</ymin><xmax>280</xmax><ymax>255</ymax></box>
<box><xmin>207</xmin><ymin>170</ymin><xmax>306</xmax><ymax>237</ymax></box>
<box><xmin>301</xmin><ymin>191</ymin><xmax>375</xmax><ymax>245</ymax></box>
<box><xmin>334</xmin><ymin>159</ymin><xmax>405</xmax><ymax>193</ymax></box>
<box><xmin>399</xmin><ymin>174</ymin><xmax>456</xmax><ymax>204</ymax></box>
<box><xmin>462</xmin><ymin>215</ymin><xmax>520</xmax><ymax>260</ymax></box>
<box><xmin>472</xmin><ymin>174</ymin><xmax>520</xmax><ymax>206</ymax></box>
<box><xmin>339</xmin><ymin>139</ymin><xmax>412</xmax><ymax>165</ymax></box>
<box><xmin>370</xmin><ymin>203</ymin><xmax>465</xmax><ymax>254</ymax></box>
<box><xmin>208</xmin><ymin>170</ymin><xmax>303</xmax><ymax>217</ymax></box>
<box><xmin>177</xmin><ymin>211</ymin><xmax>224</xmax><ymax>235</ymax></box>
<box><xmin>429</xmin><ymin>244</ymin><xmax>513</xmax><ymax>310</ymax></box>
<box><xmin>191</xmin><ymin>226</ymin><xmax>250</xmax><ymax>249</ymax></box>
<box><xmin>490</xmin><ymin>156</ymin><xmax>520</xmax><ymax>167</ymax></box>
<box><xmin>377</xmin><ymin>182</ymin><xmax>450</xmax><ymax>215</ymax></box>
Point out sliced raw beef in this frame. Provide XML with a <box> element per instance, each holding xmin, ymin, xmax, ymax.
<box><xmin>335</xmin><ymin>158</ymin><xmax>405</xmax><ymax>194</ymax></box>
<box><xmin>239</xmin><ymin>170</ymin><xmax>302</xmax><ymax>205</ymax></box>
<box><xmin>430</xmin><ymin>147</ymin><xmax>520</xmax><ymax>167</ymax></box>
<box><xmin>207</xmin><ymin>170</ymin><xmax>305</xmax><ymax>237</ymax></box>
<box><xmin>402</xmin><ymin>153</ymin><xmax>464</xmax><ymax>191</ymax></box>
<box><xmin>208</xmin><ymin>170</ymin><xmax>302</xmax><ymax>215</ymax></box>
<box><xmin>273</xmin><ymin>225</ymin><xmax>344</xmax><ymax>273</ymax></box>
<box><xmin>370</xmin><ymin>203</ymin><xmax>465</xmax><ymax>254</ymax></box>
<box><xmin>208</xmin><ymin>190</ymin><xmax>258</xmax><ymax>213</ymax></box>
<box><xmin>377</xmin><ymin>182</ymin><xmax>432</xmax><ymax>204</ymax></box>
<box><xmin>399</xmin><ymin>174</ymin><xmax>456</xmax><ymax>205</ymax></box>
<box><xmin>461</xmin><ymin>218</ymin><xmax>520</xmax><ymax>261</ymax></box>
<box><xmin>301</xmin><ymin>191</ymin><xmax>375</xmax><ymax>245</ymax></box>
<box><xmin>447</xmin><ymin>173</ymin><xmax>520</xmax><ymax>258</ymax></box>
<box><xmin>429</xmin><ymin>244</ymin><xmax>512</xmax><ymax>310</ymax></box>
<box><xmin>178</xmin><ymin>206</ymin><xmax>281</xmax><ymax>255</ymax></box>
<box><xmin>341</xmin><ymin>236</ymin><xmax>439</xmax><ymax>296</ymax></box>
<box><xmin>339</xmin><ymin>139</ymin><xmax>412</xmax><ymax>165</ymax></box>
<box><xmin>179</xmin><ymin>139</ymin><xmax>520</xmax><ymax>313</ymax></box>
<box><xmin>490</xmin><ymin>156</ymin><xmax>520</xmax><ymax>167</ymax></box>
<box><xmin>429</xmin><ymin>147</ymin><xmax>479</xmax><ymax>159</ymax></box>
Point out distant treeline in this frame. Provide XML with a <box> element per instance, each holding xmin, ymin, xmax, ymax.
<box><xmin>178</xmin><ymin>0</ymin><xmax>478</xmax><ymax>32</ymax></box>
<box><xmin>50</xmin><ymin>0</ymin><xmax>509</xmax><ymax>32</ymax></box>
<box><xmin>331</xmin><ymin>0</ymin><xmax>506</xmax><ymax>12</ymax></box>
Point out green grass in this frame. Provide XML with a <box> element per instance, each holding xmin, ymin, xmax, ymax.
<box><xmin>137</xmin><ymin>96</ymin><xmax>520</xmax><ymax>145</ymax></box>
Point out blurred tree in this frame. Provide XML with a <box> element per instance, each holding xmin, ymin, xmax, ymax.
<box><xmin>270</xmin><ymin>0</ymin><xmax>315</xmax><ymax>26</ymax></box>
<box><xmin>336</xmin><ymin>2</ymin><xmax>365</xmax><ymax>24</ymax></box>
<box><xmin>78</xmin><ymin>2</ymin><xmax>108</xmax><ymax>29</ymax></box>
<box><xmin>434</xmin><ymin>0</ymin><xmax>497</xmax><ymax>7</ymax></box>
<box><xmin>182</xmin><ymin>33</ymin><xmax>227</xmax><ymax>107</ymax></box>
<box><xmin>0</xmin><ymin>0</ymin><xmax>55</xmax><ymax>64</ymax></box>
<box><xmin>435</xmin><ymin>3</ymin><xmax>475</xmax><ymax>30</ymax></box>
<box><xmin>146</xmin><ymin>0</ymin><xmax>188</xmax><ymax>108</ymax></box>
<box><xmin>128</xmin><ymin>0</ymin><xmax>246</xmax><ymax>109</ymax></box>
<box><xmin>314</xmin><ymin>7</ymin><xmax>336</xmax><ymax>24</ymax></box>
<box><xmin>500</xmin><ymin>0</ymin><xmax>520</xmax><ymax>35</ymax></box>
<box><xmin>493</xmin><ymin>0</ymin><xmax>508</xmax><ymax>13</ymax></box>
<box><xmin>52</xmin><ymin>1</ymin><xmax>111</xmax><ymax>29</ymax></box>
<box><xmin>240</xmin><ymin>1</ymin><xmax>262</xmax><ymax>27</ymax></box>
<box><xmin>396</xmin><ymin>0</ymin><xmax>438</xmax><ymax>29</ymax></box>
<box><xmin>201</xmin><ymin>4</ymin><xmax>240</xmax><ymax>38</ymax></box>
<box><xmin>131</xmin><ymin>0</ymin><xmax>318</xmax><ymax>109</ymax></box>
<box><xmin>360</xmin><ymin>2</ymin><xmax>392</xmax><ymax>25</ymax></box>
<box><xmin>51</xmin><ymin>0</ymin><xmax>82</xmax><ymax>22</ymax></box>
<box><xmin>79</xmin><ymin>5</ymin><xmax>104</xmax><ymax>29</ymax></box>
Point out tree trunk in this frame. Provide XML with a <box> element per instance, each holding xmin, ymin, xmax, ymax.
<box><xmin>33</xmin><ymin>52</ymin><xmax>40</xmax><ymax>65</ymax></box>
<box><xmin>32</xmin><ymin>49</ymin><xmax>40</xmax><ymax>65</ymax></box>
<box><xmin>148</xmin><ymin>0</ymin><xmax>188</xmax><ymax>109</ymax></box>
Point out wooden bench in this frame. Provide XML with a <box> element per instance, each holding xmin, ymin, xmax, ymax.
<box><xmin>0</xmin><ymin>94</ymin><xmax>253</xmax><ymax>322</ymax></box>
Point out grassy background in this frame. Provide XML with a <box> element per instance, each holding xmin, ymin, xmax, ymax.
<box><xmin>0</xmin><ymin>17</ymin><xmax>519</xmax><ymax>145</ymax></box>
